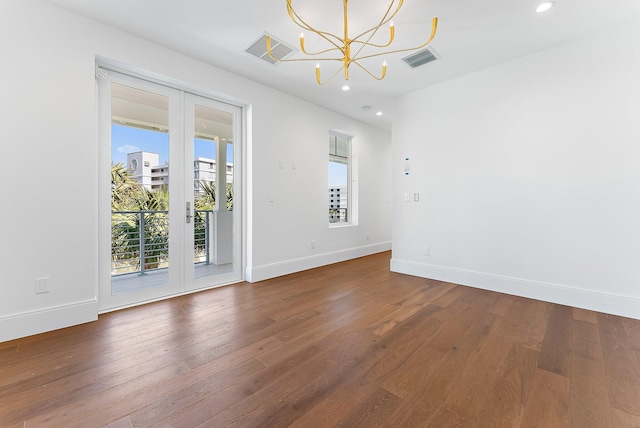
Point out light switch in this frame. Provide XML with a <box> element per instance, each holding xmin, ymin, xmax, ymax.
<box><xmin>404</xmin><ymin>193</ymin><xmax>410</xmax><ymax>202</ymax></box>
<box><xmin>413</xmin><ymin>193</ymin><xmax>420</xmax><ymax>202</ymax></box>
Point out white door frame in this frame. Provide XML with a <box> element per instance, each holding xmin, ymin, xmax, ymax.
<box><xmin>183</xmin><ymin>92</ymin><xmax>243</xmax><ymax>292</ymax></box>
<box><xmin>97</xmin><ymin>67</ymin><xmax>244</xmax><ymax>312</ymax></box>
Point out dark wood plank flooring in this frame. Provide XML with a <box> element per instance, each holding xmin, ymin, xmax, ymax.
<box><xmin>1</xmin><ymin>252</ymin><xmax>640</xmax><ymax>427</ymax></box>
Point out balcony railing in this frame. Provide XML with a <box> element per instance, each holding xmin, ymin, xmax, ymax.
<box><xmin>111</xmin><ymin>209</ymin><xmax>214</xmax><ymax>276</ymax></box>
<box><xmin>329</xmin><ymin>208</ymin><xmax>348</xmax><ymax>223</ymax></box>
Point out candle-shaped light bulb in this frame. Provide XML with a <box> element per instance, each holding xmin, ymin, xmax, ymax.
<box><xmin>300</xmin><ymin>33</ymin><xmax>305</xmax><ymax>51</ymax></box>
<box><xmin>316</xmin><ymin>62</ymin><xmax>321</xmax><ymax>84</ymax></box>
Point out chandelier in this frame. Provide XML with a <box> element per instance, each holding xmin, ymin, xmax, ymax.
<box><xmin>266</xmin><ymin>0</ymin><xmax>438</xmax><ymax>84</ymax></box>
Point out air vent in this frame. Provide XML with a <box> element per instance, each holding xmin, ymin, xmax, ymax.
<box><xmin>401</xmin><ymin>46</ymin><xmax>439</xmax><ymax>69</ymax></box>
<box><xmin>245</xmin><ymin>33</ymin><xmax>295</xmax><ymax>64</ymax></box>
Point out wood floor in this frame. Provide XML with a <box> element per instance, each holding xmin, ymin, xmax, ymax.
<box><xmin>2</xmin><ymin>252</ymin><xmax>640</xmax><ymax>427</ymax></box>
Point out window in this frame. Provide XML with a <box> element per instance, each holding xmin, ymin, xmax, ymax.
<box><xmin>328</xmin><ymin>133</ymin><xmax>351</xmax><ymax>224</ymax></box>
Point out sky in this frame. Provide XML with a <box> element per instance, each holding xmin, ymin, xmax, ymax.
<box><xmin>111</xmin><ymin>124</ymin><xmax>233</xmax><ymax>166</ymax></box>
<box><xmin>329</xmin><ymin>161</ymin><xmax>348</xmax><ymax>187</ymax></box>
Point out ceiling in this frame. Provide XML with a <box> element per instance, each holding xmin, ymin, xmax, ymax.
<box><xmin>44</xmin><ymin>0</ymin><xmax>640</xmax><ymax>131</ymax></box>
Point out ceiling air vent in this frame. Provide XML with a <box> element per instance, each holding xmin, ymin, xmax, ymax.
<box><xmin>401</xmin><ymin>46</ymin><xmax>439</xmax><ymax>69</ymax></box>
<box><xmin>245</xmin><ymin>33</ymin><xmax>295</xmax><ymax>64</ymax></box>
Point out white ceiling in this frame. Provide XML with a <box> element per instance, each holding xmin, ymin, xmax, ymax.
<box><xmin>44</xmin><ymin>0</ymin><xmax>640</xmax><ymax>131</ymax></box>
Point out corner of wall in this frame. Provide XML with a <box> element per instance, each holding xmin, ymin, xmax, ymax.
<box><xmin>390</xmin><ymin>258</ymin><xmax>640</xmax><ymax>321</ymax></box>
<box><xmin>248</xmin><ymin>242</ymin><xmax>391</xmax><ymax>283</ymax></box>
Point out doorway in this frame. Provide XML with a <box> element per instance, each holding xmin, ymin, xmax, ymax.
<box><xmin>98</xmin><ymin>69</ymin><xmax>243</xmax><ymax>311</ymax></box>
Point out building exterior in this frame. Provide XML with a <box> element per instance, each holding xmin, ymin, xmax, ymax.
<box><xmin>151</xmin><ymin>164</ymin><xmax>169</xmax><ymax>191</ymax></box>
<box><xmin>329</xmin><ymin>185</ymin><xmax>348</xmax><ymax>223</ymax></box>
<box><xmin>127</xmin><ymin>151</ymin><xmax>233</xmax><ymax>194</ymax></box>
<box><xmin>194</xmin><ymin>157</ymin><xmax>216</xmax><ymax>192</ymax></box>
<box><xmin>127</xmin><ymin>152</ymin><xmax>160</xmax><ymax>190</ymax></box>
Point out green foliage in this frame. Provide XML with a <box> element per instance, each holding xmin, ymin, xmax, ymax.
<box><xmin>226</xmin><ymin>182</ymin><xmax>233</xmax><ymax>211</ymax></box>
<box><xmin>111</xmin><ymin>165</ymin><xmax>234</xmax><ymax>274</ymax></box>
<box><xmin>195</xmin><ymin>180</ymin><xmax>216</xmax><ymax>210</ymax></box>
<box><xmin>193</xmin><ymin>180</ymin><xmax>233</xmax><ymax>211</ymax></box>
<box><xmin>111</xmin><ymin>163</ymin><xmax>142</xmax><ymax>211</ymax></box>
<box><xmin>111</xmin><ymin>163</ymin><xmax>169</xmax><ymax>272</ymax></box>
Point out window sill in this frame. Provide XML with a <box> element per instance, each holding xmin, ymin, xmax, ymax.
<box><xmin>329</xmin><ymin>222</ymin><xmax>356</xmax><ymax>229</ymax></box>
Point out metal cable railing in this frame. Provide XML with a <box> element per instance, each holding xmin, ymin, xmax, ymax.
<box><xmin>111</xmin><ymin>209</ymin><xmax>213</xmax><ymax>276</ymax></box>
<box><xmin>193</xmin><ymin>210</ymin><xmax>211</xmax><ymax>265</ymax></box>
<box><xmin>329</xmin><ymin>208</ymin><xmax>348</xmax><ymax>223</ymax></box>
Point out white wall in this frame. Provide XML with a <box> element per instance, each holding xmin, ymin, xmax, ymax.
<box><xmin>0</xmin><ymin>0</ymin><xmax>391</xmax><ymax>342</ymax></box>
<box><xmin>392</xmin><ymin>20</ymin><xmax>640</xmax><ymax>319</ymax></box>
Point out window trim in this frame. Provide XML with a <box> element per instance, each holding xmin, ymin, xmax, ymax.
<box><xmin>328</xmin><ymin>131</ymin><xmax>357</xmax><ymax>227</ymax></box>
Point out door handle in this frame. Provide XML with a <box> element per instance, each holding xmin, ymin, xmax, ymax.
<box><xmin>186</xmin><ymin>202</ymin><xmax>192</xmax><ymax>223</ymax></box>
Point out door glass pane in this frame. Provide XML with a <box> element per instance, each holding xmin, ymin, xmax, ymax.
<box><xmin>193</xmin><ymin>104</ymin><xmax>234</xmax><ymax>280</ymax></box>
<box><xmin>110</xmin><ymin>83</ymin><xmax>170</xmax><ymax>295</ymax></box>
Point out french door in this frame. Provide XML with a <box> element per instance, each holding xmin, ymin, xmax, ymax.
<box><xmin>98</xmin><ymin>70</ymin><xmax>242</xmax><ymax>311</ymax></box>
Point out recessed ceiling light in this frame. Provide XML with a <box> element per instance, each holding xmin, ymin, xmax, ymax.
<box><xmin>342</xmin><ymin>85</ymin><xmax>350</xmax><ymax>91</ymax></box>
<box><xmin>362</xmin><ymin>106</ymin><xmax>371</xmax><ymax>111</ymax></box>
<box><xmin>536</xmin><ymin>1</ymin><xmax>555</xmax><ymax>13</ymax></box>
<box><xmin>376</xmin><ymin>111</ymin><xmax>383</xmax><ymax>116</ymax></box>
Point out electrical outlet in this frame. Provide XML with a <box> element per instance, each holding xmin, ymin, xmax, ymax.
<box><xmin>35</xmin><ymin>277</ymin><xmax>49</xmax><ymax>294</ymax></box>
<box><xmin>366</xmin><ymin>232</ymin><xmax>370</xmax><ymax>241</ymax></box>
<box><xmin>311</xmin><ymin>240</ymin><xmax>316</xmax><ymax>249</ymax></box>
<box><xmin>423</xmin><ymin>246</ymin><xmax>431</xmax><ymax>256</ymax></box>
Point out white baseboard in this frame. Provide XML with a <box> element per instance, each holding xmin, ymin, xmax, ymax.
<box><xmin>0</xmin><ymin>299</ymin><xmax>98</xmax><ymax>343</ymax></box>
<box><xmin>247</xmin><ymin>241</ymin><xmax>392</xmax><ymax>283</ymax></box>
<box><xmin>391</xmin><ymin>258</ymin><xmax>640</xmax><ymax>321</ymax></box>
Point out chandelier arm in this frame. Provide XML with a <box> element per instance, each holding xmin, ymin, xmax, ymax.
<box><xmin>300</xmin><ymin>31</ymin><xmax>344</xmax><ymax>50</ymax></box>
<box><xmin>300</xmin><ymin>26</ymin><xmax>345</xmax><ymax>50</ymax></box>
<box><xmin>349</xmin><ymin>25</ymin><xmax>394</xmax><ymax>57</ymax></box>
<box><xmin>350</xmin><ymin>0</ymin><xmax>403</xmax><ymax>42</ymax></box>
<box><xmin>286</xmin><ymin>0</ymin><xmax>315</xmax><ymax>32</ymax></box>
<box><xmin>266</xmin><ymin>36</ymin><xmax>344</xmax><ymax>62</ymax></box>
<box><xmin>350</xmin><ymin>39</ymin><xmax>394</xmax><ymax>49</ymax></box>
<box><xmin>316</xmin><ymin>64</ymin><xmax>345</xmax><ymax>85</ymax></box>
<box><xmin>350</xmin><ymin>0</ymin><xmax>402</xmax><ymax>62</ymax></box>
<box><xmin>269</xmin><ymin>57</ymin><xmax>344</xmax><ymax>63</ymax></box>
<box><xmin>300</xmin><ymin>46</ymin><xmax>345</xmax><ymax>57</ymax></box>
<box><xmin>353</xmin><ymin>17</ymin><xmax>438</xmax><ymax>61</ymax></box>
<box><xmin>352</xmin><ymin>60</ymin><xmax>387</xmax><ymax>81</ymax></box>
<box><xmin>287</xmin><ymin>0</ymin><xmax>343</xmax><ymax>50</ymax></box>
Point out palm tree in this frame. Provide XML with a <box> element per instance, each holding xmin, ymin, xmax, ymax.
<box><xmin>226</xmin><ymin>182</ymin><xmax>234</xmax><ymax>211</ymax></box>
<box><xmin>193</xmin><ymin>181</ymin><xmax>216</xmax><ymax>262</ymax></box>
<box><xmin>135</xmin><ymin>186</ymin><xmax>170</xmax><ymax>270</ymax></box>
<box><xmin>194</xmin><ymin>179</ymin><xmax>233</xmax><ymax>211</ymax></box>
<box><xmin>111</xmin><ymin>163</ymin><xmax>170</xmax><ymax>273</ymax></box>
<box><xmin>195</xmin><ymin>180</ymin><xmax>216</xmax><ymax>210</ymax></box>
<box><xmin>111</xmin><ymin>163</ymin><xmax>142</xmax><ymax>210</ymax></box>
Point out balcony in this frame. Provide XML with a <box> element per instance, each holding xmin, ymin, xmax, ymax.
<box><xmin>111</xmin><ymin>209</ymin><xmax>215</xmax><ymax>276</ymax></box>
<box><xmin>329</xmin><ymin>208</ymin><xmax>348</xmax><ymax>223</ymax></box>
